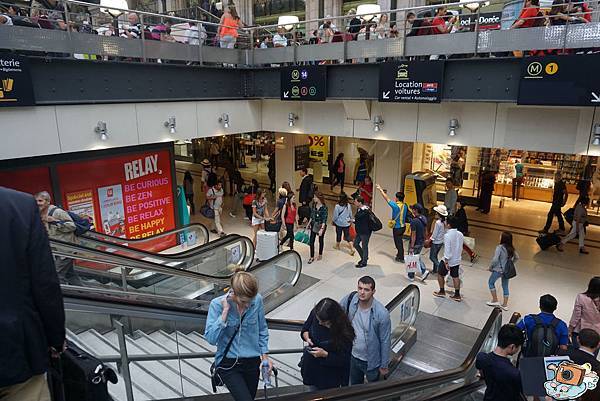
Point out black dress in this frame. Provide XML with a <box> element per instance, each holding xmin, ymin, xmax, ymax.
<box><xmin>300</xmin><ymin>310</ymin><xmax>352</xmax><ymax>389</ymax></box>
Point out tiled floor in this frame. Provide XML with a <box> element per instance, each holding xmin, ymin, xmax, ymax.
<box><xmin>192</xmin><ymin>193</ymin><xmax>598</xmax><ymax>331</ymax></box>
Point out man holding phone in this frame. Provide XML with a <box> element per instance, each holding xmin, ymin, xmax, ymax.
<box><xmin>340</xmin><ymin>276</ymin><xmax>392</xmax><ymax>385</ymax></box>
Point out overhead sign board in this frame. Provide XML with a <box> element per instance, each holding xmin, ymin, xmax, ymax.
<box><xmin>281</xmin><ymin>65</ymin><xmax>327</xmax><ymax>101</ymax></box>
<box><xmin>0</xmin><ymin>55</ymin><xmax>35</xmax><ymax>107</ymax></box>
<box><xmin>378</xmin><ymin>61</ymin><xmax>445</xmax><ymax>103</ymax></box>
<box><xmin>459</xmin><ymin>12</ymin><xmax>502</xmax><ymax>31</ymax></box>
<box><xmin>518</xmin><ymin>54</ymin><xmax>600</xmax><ymax>107</ymax></box>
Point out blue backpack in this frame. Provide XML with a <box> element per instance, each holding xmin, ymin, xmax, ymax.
<box><xmin>49</xmin><ymin>206</ymin><xmax>91</xmax><ymax>236</ymax></box>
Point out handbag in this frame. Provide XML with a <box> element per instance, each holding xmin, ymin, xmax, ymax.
<box><xmin>200</xmin><ymin>202</ymin><xmax>215</xmax><ymax>219</ymax></box>
<box><xmin>405</xmin><ymin>253</ymin><xmax>419</xmax><ymax>274</ymax></box>
<box><xmin>387</xmin><ymin>202</ymin><xmax>404</xmax><ymax>229</ymax></box>
<box><xmin>503</xmin><ymin>258</ymin><xmax>517</xmax><ymax>279</ymax></box>
<box><xmin>243</xmin><ymin>193</ymin><xmax>256</xmax><ymax>207</ymax></box>
<box><xmin>349</xmin><ymin>224</ymin><xmax>357</xmax><ymax>241</ymax></box>
<box><xmin>210</xmin><ymin>314</ymin><xmax>245</xmax><ymax>392</ymax></box>
<box><xmin>265</xmin><ymin>220</ymin><xmax>282</xmax><ymax>232</ymax></box>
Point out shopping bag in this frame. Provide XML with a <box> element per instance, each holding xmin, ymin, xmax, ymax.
<box><xmin>349</xmin><ymin>224</ymin><xmax>356</xmax><ymax>241</ymax></box>
<box><xmin>445</xmin><ymin>267</ymin><xmax>465</xmax><ymax>288</ymax></box>
<box><xmin>294</xmin><ymin>229</ymin><xmax>310</xmax><ymax>244</ymax></box>
<box><xmin>463</xmin><ymin>236</ymin><xmax>475</xmax><ymax>252</ymax></box>
<box><xmin>405</xmin><ymin>253</ymin><xmax>419</xmax><ymax>274</ymax></box>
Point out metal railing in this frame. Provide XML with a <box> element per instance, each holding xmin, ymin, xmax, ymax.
<box><xmin>1</xmin><ymin>0</ymin><xmax>598</xmax><ymax>65</ymax></box>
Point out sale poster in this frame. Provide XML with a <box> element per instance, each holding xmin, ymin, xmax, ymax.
<box><xmin>308</xmin><ymin>135</ymin><xmax>329</xmax><ymax>162</ymax></box>
<box><xmin>65</xmin><ymin>190</ymin><xmax>96</xmax><ymax>230</ymax></box>
<box><xmin>98</xmin><ymin>184</ymin><xmax>126</xmax><ymax>237</ymax></box>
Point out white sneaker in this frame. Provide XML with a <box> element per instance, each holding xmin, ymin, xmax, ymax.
<box><xmin>408</xmin><ymin>277</ymin><xmax>415</xmax><ymax>282</ymax></box>
<box><xmin>229</xmin><ymin>212</ymin><xmax>236</xmax><ymax>218</ymax></box>
<box><xmin>243</xmin><ymin>216</ymin><xmax>249</xmax><ymax>220</ymax></box>
<box><xmin>486</xmin><ymin>301</ymin><xmax>501</xmax><ymax>307</ymax></box>
<box><xmin>421</xmin><ymin>271</ymin><xmax>430</xmax><ymax>282</ymax></box>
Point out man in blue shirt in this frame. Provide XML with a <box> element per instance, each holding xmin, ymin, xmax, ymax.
<box><xmin>376</xmin><ymin>185</ymin><xmax>408</xmax><ymax>263</ymax></box>
<box><xmin>517</xmin><ymin>294</ymin><xmax>569</xmax><ymax>356</ymax></box>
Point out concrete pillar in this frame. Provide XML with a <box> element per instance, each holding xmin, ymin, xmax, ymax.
<box><xmin>305</xmin><ymin>0</ymin><xmax>343</xmax><ymax>38</ymax></box>
<box><xmin>231</xmin><ymin>0</ymin><xmax>253</xmax><ymax>26</ymax></box>
<box><xmin>275</xmin><ymin>133</ymin><xmax>310</xmax><ymax>196</ymax></box>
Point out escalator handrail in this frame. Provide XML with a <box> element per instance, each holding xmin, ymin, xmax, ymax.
<box><xmin>247</xmin><ymin>249</ymin><xmax>303</xmax><ymax>287</ymax></box>
<box><xmin>426</xmin><ymin>380</ymin><xmax>486</xmax><ymax>401</ymax></box>
<box><xmin>82</xmin><ymin>223</ymin><xmax>210</xmax><ymax>252</ymax></box>
<box><xmin>51</xmin><ymin>238</ymin><xmax>250</xmax><ymax>281</ymax></box>
<box><xmin>269</xmin><ymin>308</ymin><xmax>503</xmax><ymax>401</ymax></box>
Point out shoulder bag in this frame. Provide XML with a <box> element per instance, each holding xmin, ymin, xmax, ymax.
<box><xmin>210</xmin><ymin>313</ymin><xmax>246</xmax><ymax>392</ymax></box>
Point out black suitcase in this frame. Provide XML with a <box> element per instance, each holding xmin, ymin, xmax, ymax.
<box><xmin>61</xmin><ymin>341</ymin><xmax>118</xmax><ymax>401</ymax></box>
<box><xmin>536</xmin><ymin>233</ymin><xmax>561</xmax><ymax>250</ymax></box>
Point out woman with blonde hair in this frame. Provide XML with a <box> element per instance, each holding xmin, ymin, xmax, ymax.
<box><xmin>205</xmin><ymin>271</ymin><xmax>272</xmax><ymax>400</ymax></box>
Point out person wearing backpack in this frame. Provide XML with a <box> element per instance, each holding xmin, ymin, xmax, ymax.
<box><xmin>376</xmin><ymin>185</ymin><xmax>408</xmax><ymax>263</ymax></box>
<box><xmin>486</xmin><ymin>232</ymin><xmax>519</xmax><ymax>310</ymax></box>
<box><xmin>339</xmin><ymin>276</ymin><xmax>391</xmax><ymax>385</ymax></box>
<box><xmin>35</xmin><ymin>191</ymin><xmax>82</xmax><ymax>286</ymax></box>
<box><xmin>517</xmin><ymin>294</ymin><xmax>569</xmax><ymax>357</ymax></box>
<box><xmin>353</xmin><ymin>196</ymin><xmax>373</xmax><ymax>268</ymax></box>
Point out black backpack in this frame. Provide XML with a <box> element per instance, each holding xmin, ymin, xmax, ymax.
<box><xmin>368</xmin><ymin>210</ymin><xmax>383</xmax><ymax>232</ymax></box>
<box><xmin>524</xmin><ymin>315</ymin><xmax>560</xmax><ymax>357</ymax></box>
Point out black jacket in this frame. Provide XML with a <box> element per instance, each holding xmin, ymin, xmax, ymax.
<box><xmin>0</xmin><ymin>187</ymin><xmax>65</xmax><ymax>387</ymax></box>
<box><xmin>300</xmin><ymin>310</ymin><xmax>351</xmax><ymax>389</ymax></box>
<box><xmin>354</xmin><ymin>207</ymin><xmax>371</xmax><ymax>235</ymax></box>
<box><xmin>299</xmin><ymin>174</ymin><xmax>314</xmax><ymax>204</ymax></box>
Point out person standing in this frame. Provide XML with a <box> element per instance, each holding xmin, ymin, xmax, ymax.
<box><xmin>279</xmin><ymin>192</ymin><xmax>297</xmax><ymax>250</ymax></box>
<box><xmin>568</xmin><ymin>277</ymin><xmax>600</xmax><ymax>349</ymax></box>
<box><xmin>200</xmin><ymin>159</ymin><xmax>214</xmax><ymax>193</ymax></box>
<box><xmin>444</xmin><ymin>180</ymin><xmax>458</xmax><ymax>216</ymax></box>
<box><xmin>267</xmin><ymin>151</ymin><xmax>276</xmax><ymax>193</ymax></box>
<box><xmin>354</xmin><ymin>156</ymin><xmax>368</xmax><ymax>185</ymax></box>
<box><xmin>428</xmin><ymin>205</ymin><xmax>448</xmax><ymax>274</ymax></box>
<box><xmin>512</xmin><ymin>159</ymin><xmax>525</xmax><ymax>201</ymax></box>
<box><xmin>517</xmin><ymin>294</ymin><xmax>569</xmax><ymax>357</ymax></box>
<box><xmin>408</xmin><ymin>204</ymin><xmax>429</xmax><ymax>281</ymax></box>
<box><xmin>434</xmin><ymin>216</ymin><xmax>464</xmax><ymax>302</ymax></box>
<box><xmin>487</xmin><ymin>232</ymin><xmax>519</xmax><ymax>310</ymax></box>
<box><xmin>341</xmin><ymin>276</ymin><xmax>391</xmax><ymax>385</ymax></box>
<box><xmin>183</xmin><ymin>170</ymin><xmax>195</xmax><ymax>215</ymax></box>
<box><xmin>308</xmin><ymin>192</ymin><xmax>328</xmax><ymax>264</ymax></box>
<box><xmin>478</xmin><ymin>168</ymin><xmax>496</xmax><ymax>214</ymax></box>
<box><xmin>0</xmin><ymin>187</ymin><xmax>65</xmax><ymax>401</ymax></box>
<box><xmin>541</xmin><ymin>171</ymin><xmax>568</xmax><ymax>234</ymax></box>
<box><xmin>207</xmin><ymin>182</ymin><xmax>226</xmax><ymax>237</ymax></box>
<box><xmin>330</xmin><ymin>153</ymin><xmax>346</xmax><ymax>193</ymax></box>
<box><xmin>353</xmin><ymin>196</ymin><xmax>373</xmax><ymax>269</ymax></box>
<box><xmin>229</xmin><ymin>169</ymin><xmax>245</xmax><ymax>218</ymax></box>
<box><xmin>333</xmin><ymin>193</ymin><xmax>355</xmax><ymax>256</ymax></box>
<box><xmin>205</xmin><ymin>272</ymin><xmax>272</xmax><ymax>401</ymax></box>
<box><xmin>298</xmin><ymin>168</ymin><xmax>314</xmax><ymax>225</ymax></box>
<box><xmin>376</xmin><ymin>185</ymin><xmax>408</xmax><ymax>263</ymax></box>
<box><xmin>557</xmin><ymin>196</ymin><xmax>589</xmax><ymax>254</ymax></box>
<box><xmin>300</xmin><ymin>298</ymin><xmax>354</xmax><ymax>390</ymax></box>
<box><xmin>455</xmin><ymin>198</ymin><xmax>478</xmax><ymax>262</ymax></box>
<box><xmin>218</xmin><ymin>5</ymin><xmax>241</xmax><ymax>49</ymax></box>
<box><xmin>475</xmin><ymin>324</ymin><xmax>525</xmax><ymax>401</ymax></box>
<box><xmin>34</xmin><ymin>191</ymin><xmax>82</xmax><ymax>286</ymax></box>
<box><xmin>251</xmin><ymin>189</ymin><xmax>269</xmax><ymax>247</ymax></box>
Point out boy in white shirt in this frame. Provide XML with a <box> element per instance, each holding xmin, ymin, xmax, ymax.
<box><xmin>434</xmin><ymin>216</ymin><xmax>464</xmax><ymax>302</ymax></box>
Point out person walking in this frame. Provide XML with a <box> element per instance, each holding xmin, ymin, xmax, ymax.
<box><xmin>478</xmin><ymin>168</ymin><xmax>496</xmax><ymax>214</ymax></box>
<box><xmin>340</xmin><ymin>276</ymin><xmax>392</xmax><ymax>385</ymax></box>
<box><xmin>407</xmin><ymin>204</ymin><xmax>429</xmax><ymax>281</ymax></box>
<box><xmin>251</xmin><ymin>189</ymin><xmax>269</xmax><ymax>247</ymax></box>
<box><xmin>218</xmin><ymin>5</ymin><xmax>241</xmax><ymax>49</ymax></box>
<box><xmin>455</xmin><ymin>198</ymin><xmax>478</xmax><ymax>262</ymax></box>
<box><xmin>434</xmin><ymin>216</ymin><xmax>464</xmax><ymax>302</ymax></box>
<box><xmin>376</xmin><ymin>185</ymin><xmax>408</xmax><ymax>263</ymax></box>
<box><xmin>279</xmin><ymin>192</ymin><xmax>297</xmax><ymax>250</ymax></box>
<box><xmin>204</xmin><ymin>272</ymin><xmax>272</xmax><ymax>401</ymax></box>
<box><xmin>354</xmin><ymin>156</ymin><xmax>368</xmax><ymax>185</ymax></box>
<box><xmin>512</xmin><ymin>159</ymin><xmax>525</xmax><ymax>201</ymax></box>
<box><xmin>353</xmin><ymin>196</ymin><xmax>373</xmax><ymax>268</ymax></box>
<box><xmin>207</xmin><ymin>181</ymin><xmax>226</xmax><ymax>236</ymax></box>
<box><xmin>428</xmin><ymin>204</ymin><xmax>448</xmax><ymax>274</ymax></box>
<box><xmin>34</xmin><ymin>191</ymin><xmax>82</xmax><ymax>286</ymax></box>
<box><xmin>300</xmin><ymin>298</ymin><xmax>354</xmax><ymax>390</ymax></box>
<box><xmin>298</xmin><ymin>168</ymin><xmax>314</xmax><ymax>225</ymax></box>
<box><xmin>183</xmin><ymin>170</ymin><xmax>195</xmax><ymax>215</ymax></box>
<box><xmin>487</xmin><ymin>232</ymin><xmax>519</xmax><ymax>310</ymax></box>
<box><xmin>557</xmin><ymin>196</ymin><xmax>590</xmax><ymax>254</ymax></box>
<box><xmin>269</xmin><ymin>187</ymin><xmax>287</xmax><ymax>232</ymax></box>
<box><xmin>330</xmin><ymin>153</ymin><xmax>346</xmax><ymax>192</ymax></box>
<box><xmin>357</xmin><ymin>176</ymin><xmax>374</xmax><ymax>206</ymax></box>
<box><xmin>444</xmin><ymin>179</ymin><xmax>458</xmax><ymax>216</ymax></box>
<box><xmin>308</xmin><ymin>192</ymin><xmax>328</xmax><ymax>264</ymax></box>
<box><xmin>333</xmin><ymin>193</ymin><xmax>355</xmax><ymax>256</ymax></box>
<box><xmin>475</xmin><ymin>324</ymin><xmax>525</xmax><ymax>401</ymax></box>
<box><xmin>541</xmin><ymin>171</ymin><xmax>568</xmax><ymax>234</ymax></box>
<box><xmin>568</xmin><ymin>276</ymin><xmax>600</xmax><ymax>349</ymax></box>
<box><xmin>0</xmin><ymin>187</ymin><xmax>66</xmax><ymax>401</ymax></box>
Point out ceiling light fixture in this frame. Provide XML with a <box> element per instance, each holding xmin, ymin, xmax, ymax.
<box><xmin>218</xmin><ymin>114</ymin><xmax>230</xmax><ymax>129</ymax></box>
<box><xmin>288</xmin><ymin>112</ymin><xmax>298</xmax><ymax>127</ymax></box>
<box><xmin>449</xmin><ymin>118</ymin><xmax>460</xmax><ymax>137</ymax></box>
<box><xmin>592</xmin><ymin>123</ymin><xmax>600</xmax><ymax>146</ymax></box>
<box><xmin>373</xmin><ymin>115</ymin><xmax>384</xmax><ymax>132</ymax></box>
<box><xmin>95</xmin><ymin>121</ymin><xmax>108</xmax><ymax>141</ymax></box>
<box><xmin>164</xmin><ymin>116</ymin><xmax>176</xmax><ymax>134</ymax></box>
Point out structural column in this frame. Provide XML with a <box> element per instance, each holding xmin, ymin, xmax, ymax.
<box><xmin>275</xmin><ymin>133</ymin><xmax>310</xmax><ymax>197</ymax></box>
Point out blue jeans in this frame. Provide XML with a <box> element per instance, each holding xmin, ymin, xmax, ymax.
<box><xmin>429</xmin><ymin>243</ymin><xmax>443</xmax><ymax>273</ymax></box>
<box><xmin>408</xmin><ymin>245</ymin><xmax>427</xmax><ymax>279</ymax></box>
<box><xmin>349</xmin><ymin>356</ymin><xmax>380</xmax><ymax>385</ymax></box>
<box><xmin>488</xmin><ymin>271</ymin><xmax>509</xmax><ymax>297</ymax></box>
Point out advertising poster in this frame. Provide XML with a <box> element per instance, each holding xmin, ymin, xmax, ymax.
<box><xmin>308</xmin><ymin>135</ymin><xmax>329</xmax><ymax>162</ymax></box>
<box><xmin>0</xmin><ymin>166</ymin><xmax>52</xmax><ymax>196</ymax></box>
<box><xmin>0</xmin><ymin>54</ymin><xmax>35</xmax><ymax>107</ymax></box>
<box><xmin>98</xmin><ymin>185</ymin><xmax>126</xmax><ymax>237</ymax></box>
<box><xmin>65</xmin><ymin>190</ymin><xmax>96</xmax><ymax>230</ymax></box>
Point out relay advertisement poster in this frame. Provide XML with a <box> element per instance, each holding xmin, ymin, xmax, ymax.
<box><xmin>57</xmin><ymin>149</ymin><xmax>176</xmax><ymax>240</ymax></box>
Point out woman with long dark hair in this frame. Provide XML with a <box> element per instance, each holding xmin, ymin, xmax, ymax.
<box><xmin>308</xmin><ymin>192</ymin><xmax>328</xmax><ymax>264</ymax></box>
<box><xmin>300</xmin><ymin>298</ymin><xmax>354</xmax><ymax>390</ymax></box>
<box><xmin>487</xmin><ymin>231</ymin><xmax>519</xmax><ymax>310</ymax></box>
<box><xmin>569</xmin><ymin>276</ymin><xmax>600</xmax><ymax>349</ymax></box>
<box><xmin>183</xmin><ymin>170</ymin><xmax>195</xmax><ymax>215</ymax></box>
<box><xmin>279</xmin><ymin>192</ymin><xmax>297</xmax><ymax>250</ymax></box>
<box><xmin>330</xmin><ymin>153</ymin><xmax>346</xmax><ymax>192</ymax></box>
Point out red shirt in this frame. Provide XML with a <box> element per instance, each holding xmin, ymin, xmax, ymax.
<box><xmin>431</xmin><ymin>16</ymin><xmax>447</xmax><ymax>34</ymax></box>
<box><xmin>360</xmin><ymin>183</ymin><xmax>373</xmax><ymax>205</ymax></box>
<box><xmin>285</xmin><ymin>204</ymin><xmax>296</xmax><ymax>225</ymax></box>
<box><xmin>517</xmin><ymin>6</ymin><xmax>539</xmax><ymax>28</ymax></box>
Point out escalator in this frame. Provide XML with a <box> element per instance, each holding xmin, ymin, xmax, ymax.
<box><xmin>61</xmin><ymin>276</ymin><xmax>507</xmax><ymax>401</ymax></box>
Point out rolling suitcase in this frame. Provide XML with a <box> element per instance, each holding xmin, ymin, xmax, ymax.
<box><xmin>256</xmin><ymin>230</ymin><xmax>279</xmax><ymax>261</ymax></box>
<box><xmin>536</xmin><ymin>233</ymin><xmax>561</xmax><ymax>250</ymax></box>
